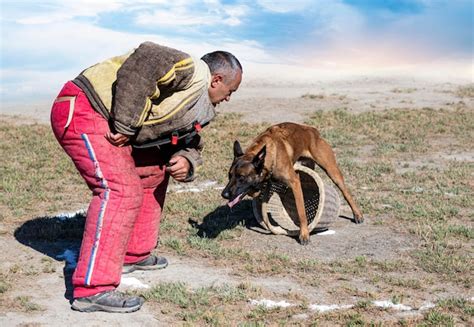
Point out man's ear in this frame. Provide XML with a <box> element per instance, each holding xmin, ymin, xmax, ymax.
<box><xmin>210</xmin><ymin>74</ymin><xmax>223</xmax><ymax>88</ymax></box>
<box><xmin>253</xmin><ymin>145</ymin><xmax>266</xmax><ymax>173</ymax></box>
<box><xmin>233</xmin><ymin>140</ymin><xmax>244</xmax><ymax>157</ymax></box>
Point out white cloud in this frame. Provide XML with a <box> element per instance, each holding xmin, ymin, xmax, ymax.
<box><xmin>222</xmin><ymin>4</ymin><xmax>249</xmax><ymax>26</ymax></box>
<box><xmin>17</xmin><ymin>14</ymin><xmax>68</xmax><ymax>25</ymax></box>
<box><xmin>3</xmin><ymin>21</ymin><xmax>150</xmax><ymax>68</ymax></box>
<box><xmin>135</xmin><ymin>2</ymin><xmax>248</xmax><ymax>27</ymax></box>
<box><xmin>1</xmin><ymin>0</ymin><xmax>471</xmax><ymax>104</ymax></box>
<box><xmin>273</xmin><ymin>1</ymin><xmax>366</xmax><ymax>64</ymax></box>
<box><xmin>0</xmin><ymin>68</ymin><xmax>74</xmax><ymax>104</ymax></box>
<box><xmin>316</xmin><ymin>2</ymin><xmax>365</xmax><ymax>38</ymax></box>
<box><xmin>0</xmin><ymin>16</ymin><xmax>275</xmax><ymax>102</ymax></box>
<box><xmin>256</xmin><ymin>0</ymin><xmax>313</xmax><ymax>13</ymax></box>
<box><xmin>274</xmin><ymin>0</ymin><xmax>470</xmax><ymax>75</ymax></box>
<box><xmin>136</xmin><ymin>10</ymin><xmax>213</xmax><ymax>27</ymax></box>
<box><xmin>256</xmin><ymin>0</ymin><xmax>367</xmax><ymax>60</ymax></box>
<box><xmin>0</xmin><ymin>20</ymin><xmax>160</xmax><ymax>101</ymax></box>
<box><xmin>14</xmin><ymin>0</ymin><xmax>126</xmax><ymax>25</ymax></box>
<box><xmin>10</xmin><ymin>0</ymin><xmax>249</xmax><ymax>28</ymax></box>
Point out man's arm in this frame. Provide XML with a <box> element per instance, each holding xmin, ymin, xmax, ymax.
<box><xmin>169</xmin><ymin>135</ymin><xmax>204</xmax><ymax>182</ymax></box>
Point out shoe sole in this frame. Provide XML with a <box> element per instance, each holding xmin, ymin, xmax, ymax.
<box><xmin>122</xmin><ymin>261</ymin><xmax>168</xmax><ymax>274</ymax></box>
<box><xmin>71</xmin><ymin>300</ymin><xmax>143</xmax><ymax>313</ymax></box>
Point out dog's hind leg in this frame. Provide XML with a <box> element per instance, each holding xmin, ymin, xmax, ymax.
<box><xmin>310</xmin><ymin>138</ymin><xmax>364</xmax><ymax>223</ymax></box>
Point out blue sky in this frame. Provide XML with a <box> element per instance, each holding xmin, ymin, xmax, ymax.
<box><xmin>0</xmin><ymin>0</ymin><xmax>472</xmax><ymax>103</ymax></box>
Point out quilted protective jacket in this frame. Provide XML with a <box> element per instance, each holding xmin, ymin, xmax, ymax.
<box><xmin>73</xmin><ymin>42</ymin><xmax>217</xmax><ymax>175</ymax></box>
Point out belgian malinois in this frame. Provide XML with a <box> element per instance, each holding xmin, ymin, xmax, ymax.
<box><xmin>221</xmin><ymin>122</ymin><xmax>363</xmax><ymax>245</ymax></box>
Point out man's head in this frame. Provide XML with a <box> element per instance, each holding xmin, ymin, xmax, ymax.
<box><xmin>201</xmin><ymin>51</ymin><xmax>242</xmax><ymax>106</ymax></box>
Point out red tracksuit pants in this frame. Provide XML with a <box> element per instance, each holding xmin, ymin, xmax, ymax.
<box><xmin>50</xmin><ymin>81</ymin><xmax>169</xmax><ymax>298</ymax></box>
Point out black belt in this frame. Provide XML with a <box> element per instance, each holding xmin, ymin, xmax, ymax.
<box><xmin>132</xmin><ymin>121</ymin><xmax>207</xmax><ymax>149</ymax></box>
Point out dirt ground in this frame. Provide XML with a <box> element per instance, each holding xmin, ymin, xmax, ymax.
<box><xmin>1</xmin><ymin>77</ymin><xmax>472</xmax><ymax>325</ymax></box>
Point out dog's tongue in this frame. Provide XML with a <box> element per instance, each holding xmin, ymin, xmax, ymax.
<box><xmin>227</xmin><ymin>194</ymin><xmax>243</xmax><ymax>208</ymax></box>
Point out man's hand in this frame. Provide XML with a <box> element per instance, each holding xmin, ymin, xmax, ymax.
<box><xmin>166</xmin><ymin>156</ymin><xmax>191</xmax><ymax>182</ymax></box>
<box><xmin>105</xmin><ymin>132</ymin><xmax>130</xmax><ymax>147</ymax></box>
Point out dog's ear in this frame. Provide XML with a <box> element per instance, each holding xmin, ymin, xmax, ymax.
<box><xmin>253</xmin><ymin>145</ymin><xmax>266</xmax><ymax>173</ymax></box>
<box><xmin>233</xmin><ymin>140</ymin><xmax>244</xmax><ymax>158</ymax></box>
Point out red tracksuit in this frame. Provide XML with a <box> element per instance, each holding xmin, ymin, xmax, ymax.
<box><xmin>51</xmin><ymin>81</ymin><xmax>169</xmax><ymax>298</ymax></box>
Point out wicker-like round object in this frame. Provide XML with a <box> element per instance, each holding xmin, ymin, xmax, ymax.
<box><xmin>252</xmin><ymin>162</ymin><xmax>340</xmax><ymax>236</ymax></box>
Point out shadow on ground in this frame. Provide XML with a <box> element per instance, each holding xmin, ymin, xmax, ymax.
<box><xmin>190</xmin><ymin>198</ymin><xmax>352</xmax><ymax>244</ymax></box>
<box><xmin>14</xmin><ymin>213</ymin><xmax>85</xmax><ymax>301</ymax></box>
<box><xmin>189</xmin><ymin>199</ymin><xmax>271</xmax><ymax>239</ymax></box>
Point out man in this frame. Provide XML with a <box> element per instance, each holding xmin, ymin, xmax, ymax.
<box><xmin>50</xmin><ymin>42</ymin><xmax>242</xmax><ymax>313</ymax></box>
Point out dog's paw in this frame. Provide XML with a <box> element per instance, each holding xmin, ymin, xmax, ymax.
<box><xmin>354</xmin><ymin>214</ymin><xmax>364</xmax><ymax>224</ymax></box>
<box><xmin>299</xmin><ymin>234</ymin><xmax>311</xmax><ymax>245</ymax></box>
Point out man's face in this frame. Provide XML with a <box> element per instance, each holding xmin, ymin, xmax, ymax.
<box><xmin>208</xmin><ymin>70</ymin><xmax>242</xmax><ymax>106</ymax></box>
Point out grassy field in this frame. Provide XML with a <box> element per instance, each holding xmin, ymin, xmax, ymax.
<box><xmin>1</xmin><ymin>106</ymin><xmax>473</xmax><ymax>325</ymax></box>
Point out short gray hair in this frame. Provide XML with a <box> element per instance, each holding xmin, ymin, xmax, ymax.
<box><xmin>201</xmin><ymin>51</ymin><xmax>242</xmax><ymax>82</ymax></box>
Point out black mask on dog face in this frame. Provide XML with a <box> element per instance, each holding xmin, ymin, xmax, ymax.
<box><xmin>221</xmin><ymin>141</ymin><xmax>266</xmax><ymax>208</ymax></box>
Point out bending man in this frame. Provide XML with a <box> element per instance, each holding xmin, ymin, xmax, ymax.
<box><xmin>50</xmin><ymin>41</ymin><xmax>242</xmax><ymax>313</ymax></box>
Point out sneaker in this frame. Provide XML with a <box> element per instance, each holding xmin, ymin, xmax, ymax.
<box><xmin>122</xmin><ymin>255</ymin><xmax>168</xmax><ymax>274</ymax></box>
<box><xmin>71</xmin><ymin>290</ymin><xmax>144</xmax><ymax>313</ymax></box>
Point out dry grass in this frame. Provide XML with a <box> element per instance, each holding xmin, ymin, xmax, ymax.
<box><xmin>455</xmin><ymin>84</ymin><xmax>474</xmax><ymax>98</ymax></box>
<box><xmin>1</xmin><ymin>106</ymin><xmax>473</xmax><ymax>324</ymax></box>
<box><xmin>0</xmin><ymin>123</ymin><xmax>88</xmax><ymax>223</ymax></box>
<box><xmin>391</xmin><ymin>87</ymin><xmax>417</xmax><ymax>94</ymax></box>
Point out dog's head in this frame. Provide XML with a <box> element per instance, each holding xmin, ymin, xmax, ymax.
<box><xmin>221</xmin><ymin>141</ymin><xmax>267</xmax><ymax>208</ymax></box>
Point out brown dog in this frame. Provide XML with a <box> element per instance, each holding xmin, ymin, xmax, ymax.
<box><xmin>221</xmin><ymin>122</ymin><xmax>363</xmax><ymax>245</ymax></box>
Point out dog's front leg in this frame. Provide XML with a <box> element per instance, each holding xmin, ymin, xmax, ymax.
<box><xmin>288</xmin><ymin>172</ymin><xmax>310</xmax><ymax>245</ymax></box>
